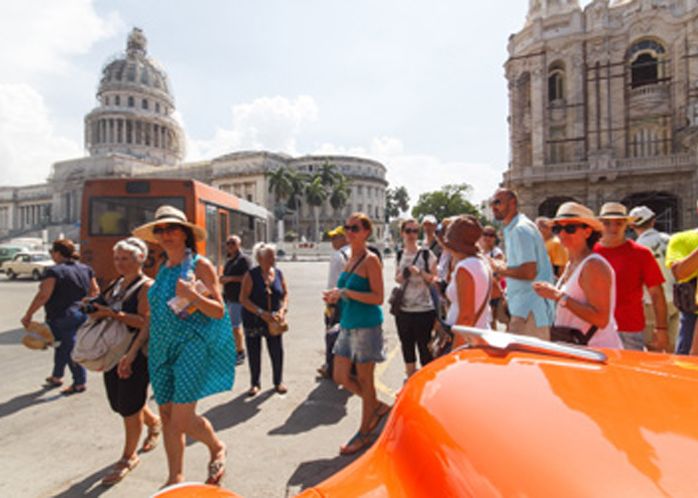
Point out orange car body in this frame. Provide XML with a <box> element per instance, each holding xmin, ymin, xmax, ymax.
<box><xmin>160</xmin><ymin>331</ymin><xmax>698</xmax><ymax>497</ymax></box>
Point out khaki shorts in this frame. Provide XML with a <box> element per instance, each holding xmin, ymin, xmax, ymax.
<box><xmin>509</xmin><ymin>312</ymin><xmax>550</xmax><ymax>341</ymax></box>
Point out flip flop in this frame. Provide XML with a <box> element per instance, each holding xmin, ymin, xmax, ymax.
<box><xmin>339</xmin><ymin>432</ymin><xmax>373</xmax><ymax>456</ymax></box>
<box><xmin>205</xmin><ymin>448</ymin><xmax>226</xmax><ymax>486</ymax></box>
<box><xmin>61</xmin><ymin>384</ymin><xmax>86</xmax><ymax>396</ymax></box>
<box><xmin>140</xmin><ymin>422</ymin><xmax>162</xmax><ymax>453</ymax></box>
<box><xmin>367</xmin><ymin>403</ymin><xmax>391</xmax><ymax>433</ymax></box>
<box><xmin>101</xmin><ymin>455</ymin><xmax>140</xmax><ymax>486</ymax></box>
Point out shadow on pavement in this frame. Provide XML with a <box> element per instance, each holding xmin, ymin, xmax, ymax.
<box><xmin>0</xmin><ymin>387</ymin><xmax>61</xmax><ymax>419</ymax></box>
<box><xmin>286</xmin><ymin>451</ymin><xmax>362</xmax><ymax>492</ymax></box>
<box><xmin>50</xmin><ymin>463</ymin><xmax>115</xmax><ymax>498</ymax></box>
<box><xmin>199</xmin><ymin>389</ymin><xmax>275</xmax><ymax>437</ymax></box>
<box><xmin>269</xmin><ymin>380</ymin><xmax>351</xmax><ymax>436</ymax></box>
<box><xmin>0</xmin><ymin>327</ymin><xmax>23</xmax><ymax>346</ymax></box>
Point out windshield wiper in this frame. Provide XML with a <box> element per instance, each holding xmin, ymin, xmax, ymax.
<box><xmin>451</xmin><ymin>326</ymin><xmax>608</xmax><ymax>364</ymax></box>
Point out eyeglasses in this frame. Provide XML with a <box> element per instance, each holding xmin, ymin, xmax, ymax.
<box><xmin>403</xmin><ymin>228</ymin><xmax>420</xmax><ymax>234</ymax></box>
<box><xmin>552</xmin><ymin>223</ymin><xmax>588</xmax><ymax>235</ymax></box>
<box><xmin>152</xmin><ymin>224</ymin><xmax>180</xmax><ymax>235</ymax></box>
<box><xmin>483</xmin><ymin>233</ymin><xmax>496</xmax><ymax>238</ymax></box>
<box><xmin>343</xmin><ymin>224</ymin><xmax>362</xmax><ymax>233</ymax></box>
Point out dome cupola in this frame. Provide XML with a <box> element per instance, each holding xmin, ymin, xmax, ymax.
<box><xmin>84</xmin><ymin>27</ymin><xmax>185</xmax><ymax>165</ymax></box>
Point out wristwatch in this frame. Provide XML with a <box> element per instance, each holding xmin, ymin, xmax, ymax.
<box><xmin>558</xmin><ymin>294</ymin><xmax>569</xmax><ymax>308</ymax></box>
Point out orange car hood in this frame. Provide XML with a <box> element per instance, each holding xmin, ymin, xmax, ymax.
<box><xmin>302</xmin><ymin>348</ymin><xmax>698</xmax><ymax>498</ymax></box>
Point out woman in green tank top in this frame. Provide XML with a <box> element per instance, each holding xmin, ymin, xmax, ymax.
<box><xmin>323</xmin><ymin>212</ymin><xmax>391</xmax><ymax>455</ymax></box>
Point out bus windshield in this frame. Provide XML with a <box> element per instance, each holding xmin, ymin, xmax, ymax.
<box><xmin>89</xmin><ymin>196</ymin><xmax>185</xmax><ymax>236</ymax></box>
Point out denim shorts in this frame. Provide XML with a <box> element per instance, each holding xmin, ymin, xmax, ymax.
<box><xmin>226</xmin><ymin>302</ymin><xmax>243</xmax><ymax>328</ymax></box>
<box><xmin>333</xmin><ymin>326</ymin><xmax>386</xmax><ymax>364</ymax></box>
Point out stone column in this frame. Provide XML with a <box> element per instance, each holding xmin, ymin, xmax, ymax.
<box><xmin>530</xmin><ymin>68</ymin><xmax>546</xmax><ymax>167</ymax></box>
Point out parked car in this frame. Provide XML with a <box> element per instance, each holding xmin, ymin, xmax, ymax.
<box><xmin>2</xmin><ymin>251</ymin><xmax>53</xmax><ymax>280</ymax></box>
<box><xmin>0</xmin><ymin>245</ymin><xmax>28</xmax><ymax>270</ymax></box>
<box><xmin>157</xmin><ymin>328</ymin><xmax>698</xmax><ymax>498</ymax></box>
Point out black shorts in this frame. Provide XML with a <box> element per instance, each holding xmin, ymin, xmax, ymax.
<box><xmin>103</xmin><ymin>350</ymin><xmax>149</xmax><ymax>417</ymax></box>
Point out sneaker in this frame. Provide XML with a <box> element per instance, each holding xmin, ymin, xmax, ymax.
<box><xmin>236</xmin><ymin>350</ymin><xmax>246</xmax><ymax>366</ymax></box>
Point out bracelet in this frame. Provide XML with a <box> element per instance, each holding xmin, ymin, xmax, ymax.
<box><xmin>256</xmin><ymin>307</ymin><xmax>264</xmax><ymax>316</ymax></box>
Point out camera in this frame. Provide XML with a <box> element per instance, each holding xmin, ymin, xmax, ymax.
<box><xmin>83</xmin><ymin>295</ymin><xmax>107</xmax><ymax>314</ymax></box>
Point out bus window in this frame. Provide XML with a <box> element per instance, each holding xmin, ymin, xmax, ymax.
<box><xmin>89</xmin><ymin>196</ymin><xmax>185</xmax><ymax>236</ymax></box>
<box><xmin>240</xmin><ymin>214</ymin><xmax>255</xmax><ymax>249</ymax></box>
<box><xmin>205</xmin><ymin>203</ymin><xmax>219</xmax><ymax>266</ymax></box>
<box><xmin>218</xmin><ymin>210</ymin><xmax>228</xmax><ymax>264</ymax></box>
<box><xmin>255</xmin><ymin>219</ymin><xmax>266</xmax><ymax>242</ymax></box>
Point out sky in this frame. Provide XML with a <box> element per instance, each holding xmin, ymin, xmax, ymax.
<box><xmin>0</xmin><ymin>0</ymin><xmax>590</xmax><ymax>206</ymax></box>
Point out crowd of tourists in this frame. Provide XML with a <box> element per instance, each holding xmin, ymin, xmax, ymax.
<box><xmin>17</xmin><ymin>189</ymin><xmax>698</xmax><ymax>490</ymax></box>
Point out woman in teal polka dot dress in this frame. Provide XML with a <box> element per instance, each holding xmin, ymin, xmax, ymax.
<box><xmin>133</xmin><ymin>205</ymin><xmax>235</xmax><ymax>487</ymax></box>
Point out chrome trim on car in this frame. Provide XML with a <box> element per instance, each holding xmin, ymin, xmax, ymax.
<box><xmin>451</xmin><ymin>326</ymin><xmax>608</xmax><ymax>364</ymax></box>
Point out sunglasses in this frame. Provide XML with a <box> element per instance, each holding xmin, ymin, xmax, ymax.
<box><xmin>226</xmin><ymin>241</ymin><xmax>237</xmax><ymax>245</ymax></box>
<box><xmin>552</xmin><ymin>223</ymin><xmax>588</xmax><ymax>235</ymax></box>
<box><xmin>152</xmin><ymin>224</ymin><xmax>180</xmax><ymax>235</ymax></box>
<box><xmin>403</xmin><ymin>228</ymin><xmax>420</xmax><ymax>234</ymax></box>
<box><xmin>483</xmin><ymin>233</ymin><xmax>496</xmax><ymax>238</ymax></box>
<box><xmin>343</xmin><ymin>224</ymin><xmax>362</xmax><ymax>233</ymax></box>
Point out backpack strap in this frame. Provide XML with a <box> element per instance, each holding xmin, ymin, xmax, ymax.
<box><xmin>422</xmin><ymin>249</ymin><xmax>430</xmax><ymax>274</ymax></box>
<box><xmin>117</xmin><ymin>276</ymin><xmax>148</xmax><ymax>304</ymax></box>
<box><xmin>396</xmin><ymin>249</ymin><xmax>404</xmax><ymax>265</ymax></box>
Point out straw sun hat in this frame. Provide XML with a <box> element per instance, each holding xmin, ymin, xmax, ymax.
<box><xmin>132</xmin><ymin>205</ymin><xmax>206</xmax><ymax>244</ymax></box>
<box><xmin>553</xmin><ymin>202</ymin><xmax>603</xmax><ymax>232</ymax></box>
<box><xmin>22</xmin><ymin>321</ymin><xmax>54</xmax><ymax>350</ymax></box>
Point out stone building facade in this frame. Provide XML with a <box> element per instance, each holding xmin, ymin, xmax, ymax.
<box><xmin>504</xmin><ymin>0</ymin><xmax>698</xmax><ymax>232</ymax></box>
<box><xmin>0</xmin><ymin>28</ymin><xmax>387</xmax><ymax>242</ymax></box>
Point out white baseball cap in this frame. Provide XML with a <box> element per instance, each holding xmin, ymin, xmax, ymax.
<box><xmin>629</xmin><ymin>205</ymin><xmax>655</xmax><ymax>225</ymax></box>
<box><xmin>422</xmin><ymin>214</ymin><xmax>438</xmax><ymax>225</ymax></box>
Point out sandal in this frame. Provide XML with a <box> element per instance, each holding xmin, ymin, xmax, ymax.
<box><xmin>101</xmin><ymin>455</ymin><xmax>140</xmax><ymax>486</ymax></box>
<box><xmin>247</xmin><ymin>385</ymin><xmax>260</xmax><ymax>397</ymax></box>
<box><xmin>367</xmin><ymin>402</ymin><xmax>391</xmax><ymax>433</ymax></box>
<box><xmin>140</xmin><ymin>422</ymin><xmax>162</xmax><ymax>453</ymax></box>
<box><xmin>205</xmin><ymin>447</ymin><xmax>226</xmax><ymax>486</ymax></box>
<box><xmin>61</xmin><ymin>384</ymin><xmax>86</xmax><ymax>396</ymax></box>
<box><xmin>44</xmin><ymin>376</ymin><xmax>63</xmax><ymax>388</ymax></box>
<box><xmin>274</xmin><ymin>384</ymin><xmax>288</xmax><ymax>395</ymax></box>
<box><xmin>339</xmin><ymin>431</ymin><xmax>373</xmax><ymax>456</ymax></box>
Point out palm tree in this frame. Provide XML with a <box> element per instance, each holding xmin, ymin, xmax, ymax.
<box><xmin>305</xmin><ymin>175</ymin><xmax>328</xmax><ymax>241</ymax></box>
<box><xmin>285</xmin><ymin>169</ymin><xmax>307</xmax><ymax>234</ymax></box>
<box><xmin>267</xmin><ymin>167</ymin><xmax>293</xmax><ymax>241</ymax></box>
<box><xmin>330</xmin><ymin>175</ymin><xmax>350</xmax><ymax>220</ymax></box>
<box><xmin>318</xmin><ymin>161</ymin><xmax>338</xmax><ymax>188</ymax></box>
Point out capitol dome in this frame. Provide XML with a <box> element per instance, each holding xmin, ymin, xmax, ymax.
<box><xmin>84</xmin><ymin>27</ymin><xmax>184</xmax><ymax>165</ymax></box>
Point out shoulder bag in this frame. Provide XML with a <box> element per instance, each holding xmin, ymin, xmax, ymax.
<box><xmin>72</xmin><ymin>276</ymin><xmax>147</xmax><ymax>372</ymax></box>
<box><xmin>673</xmin><ymin>278</ymin><xmax>697</xmax><ymax>314</ymax></box>
<box><xmin>550</xmin><ymin>324</ymin><xmax>598</xmax><ymax>346</ymax></box>
<box><xmin>265</xmin><ymin>270</ymin><xmax>289</xmax><ymax>336</ymax></box>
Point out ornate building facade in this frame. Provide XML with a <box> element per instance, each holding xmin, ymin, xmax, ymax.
<box><xmin>0</xmin><ymin>28</ymin><xmax>387</xmax><ymax>242</ymax></box>
<box><xmin>504</xmin><ymin>0</ymin><xmax>698</xmax><ymax>232</ymax></box>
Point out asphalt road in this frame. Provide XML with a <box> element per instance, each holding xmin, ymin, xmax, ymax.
<box><xmin>0</xmin><ymin>260</ymin><xmax>407</xmax><ymax>498</ymax></box>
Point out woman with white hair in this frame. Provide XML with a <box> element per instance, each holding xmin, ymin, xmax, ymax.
<box><xmin>240</xmin><ymin>242</ymin><xmax>289</xmax><ymax>396</ymax></box>
<box><xmin>87</xmin><ymin>237</ymin><xmax>161</xmax><ymax>486</ymax></box>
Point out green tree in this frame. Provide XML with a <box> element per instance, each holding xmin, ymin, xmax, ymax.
<box><xmin>411</xmin><ymin>183</ymin><xmax>482</xmax><ymax>222</ymax></box>
<box><xmin>318</xmin><ymin>161</ymin><xmax>339</xmax><ymax>187</ymax></box>
<box><xmin>285</xmin><ymin>169</ymin><xmax>307</xmax><ymax>233</ymax></box>
<box><xmin>305</xmin><ymin>175</ymin><xmax>329</xmax><ymax>241</ymax></box>
<box><xmin>267</xmin><ymin>167</ymin><xmax>293</xmax><ymax>221</ymax></box>
<box><xmin>329</xmin><ymin>175</ymin><xmax>350</xmax><ymax>214</ymax></box>
<box><xmin>385</xmin><ymin>186</ymin><xmax>410</xmax><ymax>221</ymax></box>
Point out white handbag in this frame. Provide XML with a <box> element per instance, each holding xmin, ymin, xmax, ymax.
<box><xmin>71</xmin><ymin>277</ymin><xmax>146</xmax><ymax>372</ymax></box>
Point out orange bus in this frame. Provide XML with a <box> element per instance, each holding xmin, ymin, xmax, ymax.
<box><xmin>80</xmin><ymin>178</ymin><xmax>270</xmax><ymax>285</ymax></box>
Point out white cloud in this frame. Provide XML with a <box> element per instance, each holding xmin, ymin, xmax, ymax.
<box><xmin>0</xmin><ymin>0</ymin><xmax>122</xmax><ymax>81</ymax></box>
<box><xmin>0</xmin><ymin>0</ymin><xmax>123</xmax><ymax>186</ymax></box>
<box><xmin>316</xmin><ymin>137</ymin><xmax>503</xmax><ymax>206</ymax></box>
<box><xmin>187</xmin><ymin>96</ymin><xmax>319</xmax><ymax>160</ymax></box>
<box><xmin>0</xmin><ymin>84</ymin><xmax>83</xmax><ymax>186</ymax></box>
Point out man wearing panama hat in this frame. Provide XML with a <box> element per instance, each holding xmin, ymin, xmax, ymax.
<box><xmin>594</xmin><ymin>202</ymin><xmax>669</xmax><ymax>351</ymax></box>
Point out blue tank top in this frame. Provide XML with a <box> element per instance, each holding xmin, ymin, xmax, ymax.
<box><xmin>337</xmin><ymin>271</ymin><xmax>383</xmax><ymax>329</ymax></box>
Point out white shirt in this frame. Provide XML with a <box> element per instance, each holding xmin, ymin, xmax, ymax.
<box><xmin>327</xmin><ymin>245</ymin><xmax>350</xmax><ymax>289</ymax></box>
<box><xmin>395</xmin><ymin>248</ymin><xmax>437</xmax><ymax>312</ymax></box>
<box><xmin>636</xmin><ymin>228</ymin><xmax>673</xmax><ymax>304</ymax></box>
<box><xmin>445</xmin><ymin>256</ymin><xmax>492</xmax><ymax>329</ymax></box>
<box><xmin>555</xmin><ymin>254</ymin><xmax>623</xmax><ymax>349</ymax></box>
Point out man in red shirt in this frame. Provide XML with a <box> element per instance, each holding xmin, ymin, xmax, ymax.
<box><xmin>593</xmin><ymin>202</ymin><xmax>669</xmax><ymax>351</ymax></box>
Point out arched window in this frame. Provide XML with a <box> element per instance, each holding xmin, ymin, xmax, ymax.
<box><xmin>548</xmin><ymin>62</ymin><xmax>565</xmax><ymax>103</ymax></box>
<box><xmin>628</xmin><ymin>39</ymin><xmax>666</xmax><ymax>88</ymax></box>
<box><xmin>128</xmin><ymin>96</ymin><xmax>134</xmax><ymax>107</ymax></box>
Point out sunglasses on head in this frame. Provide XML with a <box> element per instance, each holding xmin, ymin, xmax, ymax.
<box><xmin>552</xmin><ymin>223</ymin><xmax>588</xmax><ymax>235</ymax></box>
<box><xmin>152</xmin><ymin>224</ymin><xmax>180</xmax><ymax>235</ymax></box>
<box><xmin>343</xmin><ymin>224</ymin><xmax>362</xmax><ymax>233</ymax></box>
<box><xmin>403</xmin><ymin>228</ymin><xmax>420</xmax><ymax>234</ymax></box>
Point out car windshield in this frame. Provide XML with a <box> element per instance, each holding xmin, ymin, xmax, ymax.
<box><xmin>89</xmin><ymin>196</ymin><xmax>185</xmax><ymax>236</ymax></box>
<box><xmin>0</xmin><ymin>247</ymin><xmax>21</xmax><ymax>257</ymax></box>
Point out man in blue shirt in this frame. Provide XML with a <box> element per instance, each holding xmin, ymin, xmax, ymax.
<box><xmin>489</xmin><ymin>189</ymin><xmax>555</xmax><ymax>340</ymax></box>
